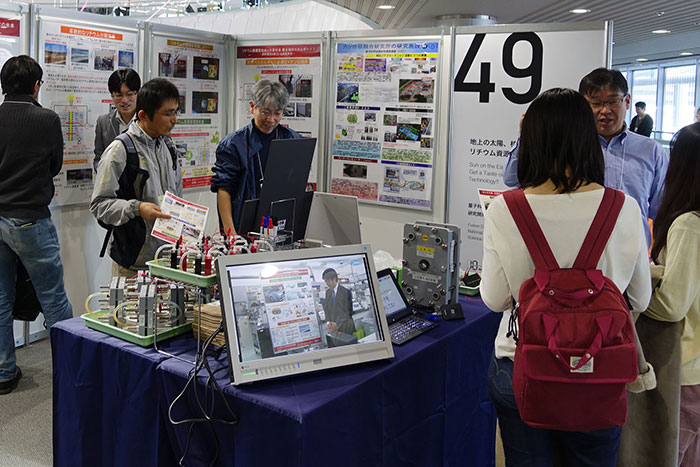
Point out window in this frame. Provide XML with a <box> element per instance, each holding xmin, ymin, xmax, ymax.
<box><xmin>630</xmin><ymin>69</ymin><xmax>658</xmax><ymax>130</ymax></box>
<box><xmin>661</xmin><ymin>65</ymin><xmax>696</xmax><ymax>134</ymax></box>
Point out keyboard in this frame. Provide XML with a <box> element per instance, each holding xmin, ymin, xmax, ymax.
<box><xmin>389</xmin><ymin>315</ymin><xmax>438</xmax><ymax>345</ymax></box>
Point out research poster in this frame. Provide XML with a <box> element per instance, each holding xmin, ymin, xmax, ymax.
<box><xmin>329</xmin><ymin>40</ymin><xmax>440</xmax><ymax>210</ymax></box>
<box><xmin>152</xmin><ymin>36</ymin><xmax>224</xmax><ymax>189</ymax></box>
<box><xmin>235</xmin><ymin>43</ymin><xmax>322</xmax><ymax>185</ymax></box>
<box><xmin>39</xmin><ymin>19</ymin><xmax>139</xmax><ymax>206</ymax></box>
<box><xmin>449</xmin><ymin>27</ymin><xmax>608</xmax><ymax>271</ymax></box>
<box><xmin>0</xmin><ymin>17</ymin><xmax>21</xmax><ymax>69</ymax></box>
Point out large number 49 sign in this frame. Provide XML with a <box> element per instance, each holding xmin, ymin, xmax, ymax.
<box><xmin>454</xmin><ymin>32</ymin><xmax>543</xmax><ymax>104</ymax></box>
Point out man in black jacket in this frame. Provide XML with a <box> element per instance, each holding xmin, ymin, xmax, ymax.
<box><xmin>0</xmin><ymin>56</ymin><xmax>73</xmax><ymax>394</ymax></box>
<box><xmin>631</xmin><ymin>101</ymin><xmax>653</xmax><ymax>137</ymax></box>
<box><xmin>322</xmin><ymin>268</ymin><xmax>355</xmax><ymax>335</ymax></box>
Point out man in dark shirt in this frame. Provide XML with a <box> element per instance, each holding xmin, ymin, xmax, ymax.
<box><xmin>322</xmin><ymin>268</ymin><xmax>355</xmax><ymax>335</ymax></box>
<box><xmin>0</xmin><ymin>56</ymin><xmax>73</xmax><ymax>394</ymax></box>
<box><xmin>630</xmin><ymin>101</ymin><xmax>653</xmax><ymax>137</ymax></box>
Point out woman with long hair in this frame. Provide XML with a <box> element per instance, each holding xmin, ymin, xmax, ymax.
<box><xmin>481</xmin><ymin>88</ymin><xmax>652</xmax><ymax>466</ymax></box>
<box><xmin>645</xmin><ymin>122</ymin><xmax>700</xmax><ymax>466</ymax></box>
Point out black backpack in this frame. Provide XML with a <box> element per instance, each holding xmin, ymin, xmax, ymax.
<box><xmin>98</xmin><ymin>133</ymin><xmax>178</xmax><ymax>267</ymax></box>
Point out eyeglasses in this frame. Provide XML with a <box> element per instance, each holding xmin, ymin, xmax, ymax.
<box><xmin>39</xmin><ymin>80</ymin><xmax>44</xmax><ymax>86</ymax></box>
<box><xmin>588</xmin><ymin>96</ymin><xmax>626</xmax><ymax>110</ymax></box>
<box><xmin>112</xmin><ymin>91</ymin><xmax>138</xmax><ymax>101</ymax></box>
<box><xmin>156</xmin><ymin>110</ymin><xmax>179</xmax><ymax>119</ymax></box>
<box><xmin>257</xmin><ymin>108</ymin><xmax>284</xmax><ymax>119</ymax></box>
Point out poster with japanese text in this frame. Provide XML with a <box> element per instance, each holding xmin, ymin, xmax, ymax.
<box><xmin>39</xmin><ymin>19</ymin><xmax>139</xmax><ymax>206</ymax></box>
<box><xmin>0</xmin><ymin>16</ymin><xmax>21</xmax><ymax>70</ymax></box>
<box><xmin>152</xmin><ymin>36</ymin><xmax>225</xmax><ymax>189</ymax></box>
<box><xmin>329</xmin><ymin>40</ymin><xmax>440</xmax><ymax>210</ymax></box>
<box><xmin>449</xmin><ymin>27</ymin><xmax>608</xmax><ymax>271</ymax></box>
<box><xmin>235</xmin><ymin>43</ymin><xmax>322</xmax><ymax>185</ymax></box>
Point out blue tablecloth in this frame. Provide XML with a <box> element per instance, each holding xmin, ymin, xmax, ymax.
<box><xmin>52</xmin><ymin>297</ymin><xmax>500</xmax><ymax>467</ymax></box>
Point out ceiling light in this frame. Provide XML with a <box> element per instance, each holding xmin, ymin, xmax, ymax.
<box><xmin>569</xmin><ymin>8</ymin><xmax>590</xmax><ymax>14</ymax></box>
<box><xmin>656</xmin><ymin>11</ymin><xmax>665</xmax><ymax>17</ymax></box>
<box><xmin>636</xmin><ymin>58</ymin><xmax>648</xmax><ymax>62</ymax></box>
<box><xmin>680</xmin><ymin>52</ymin><xmax>693</xmax><ymax>56</ymax></box>
<box><xmin>652</xmin><ymin>29</ymin><xmax>670</xmax><ymax>34</ymax></box>
<box><xmin>378</xmin><ymin>5</ymin><xmax>394</xmax><ymax>9</ymax></box>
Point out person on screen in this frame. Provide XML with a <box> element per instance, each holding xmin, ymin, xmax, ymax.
<box><xmin>211</xmin><ymin>79</ymin><xmax>300</xmax><ymax>236</ymax></box>
<box><xmin>502</xmin><ymin>68</ymin><xmax>668</xmax><ymax>247</ymax></box>
<box><xmin>0</xmin><ymin>55</ymin><xmax>73</xmax><ymax>394</ymax></box>
<box><xmin>90</xmin><ymin>78</ymin><xmax>182</xmax><ymax>277</ymax></box>
<box><xmin>93</xmin><ymin>68</ymin><xmax>141</xmax><ymax>171</ymax></box>
<box><xmin>322</xmin><ymin>268</ymin><xmax>355</xmax><ymax>335</ymax></box>
<box><xmin>630</xmin><ymin>101</ymin><xmax>653</xmax><ymax>137</ymax></box>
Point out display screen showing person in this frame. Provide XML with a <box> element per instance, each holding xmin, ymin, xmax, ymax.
<box><xmin>94</xmin><ymin>68</ymin><xmax>141</xmax><ymax>170</ymax></box>
<box><xmin>210</xmin><ymin>79</ymin><xmax>300</xmax><ymax>236</ymax></box>
<box><xmin>322</xmin><ymin>268</ymin><xmax>355</xmax><ymax>335</ymax></box>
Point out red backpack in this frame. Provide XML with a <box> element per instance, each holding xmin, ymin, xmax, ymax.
<box><xmin>503</xmin><ymin>187</ymin><xmax>638</xmax><ymax>432</ymax></box>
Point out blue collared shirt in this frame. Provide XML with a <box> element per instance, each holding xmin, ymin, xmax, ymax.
<box><xmin>502</xmin><ymin>129</ymin><xmax>668</xmax><ymax>246</ymax></box>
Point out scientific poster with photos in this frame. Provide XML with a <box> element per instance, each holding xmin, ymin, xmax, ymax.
<box><xmin>39</xmin><ymin>19</ymin><xmax>139</xmax><ymax>206</ymax></box>
<box><xmin>152</xmin><ymin>35</ymin><xmax>224</xmax><ymax>189</ymax></box>
<box><xmin>329</xmin><ymin>40</ymin><xmax>440</xmax><ymax>210</ymax></box>
<box><xmin>235</xmin><ymin>43</ymin><xmax>322</xmax><ymax>184</ymax></box>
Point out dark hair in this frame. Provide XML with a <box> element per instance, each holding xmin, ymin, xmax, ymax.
<box><xmin>107</xmin><ymin>68</ymin><xmax>140</xmax><ymax>94</ymax></box>
<box><xmin>518</xmin><ymin>88</ymin><xmax>605</xmax><ymax>193</ymax></box>
<box><xmin>1</xmin><ymin>55</ymin><xmax>42</xmax><ymax>96</ymax></box>
<box><xmin>579</xmin><ymin>68</ymin><xmax>628</xmax><ymax>96</ymax></box>
<box><xmin>136</xmin><ymin>78</ymin><xmax>180</xmax><ymax>120</ymax></box>
<box><xmin>322</xmin><ymin>268</ymin><xmax>338</xmax><ymax>281</ymax></box>
<box><xmin>651</xmin><ymin>123</ymin><xmax>700</xmax><ymax>262</ymax></box>
<box><xmin>635</xmin><ymin>101</ymin><xmax>646</xmax><ymax>109</ymax></box>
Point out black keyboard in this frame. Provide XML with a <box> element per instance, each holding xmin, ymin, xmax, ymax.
<box><xmin>389</xmin><ymin>315</ymin><xmax>437</xmax><ymax>345</ymax></box>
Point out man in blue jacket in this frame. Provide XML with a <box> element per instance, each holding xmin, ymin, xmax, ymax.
<box><xmin>211</xmin><ymin>79</ymin><xmax>300</xmax><ymax>235</ymax></box>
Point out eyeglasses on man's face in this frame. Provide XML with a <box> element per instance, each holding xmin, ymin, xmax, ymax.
<box><xmin>156</xmin><ymin>109</ymin><xmax>180</xmax><ymax>120</ymax></box>
<box><xmin>587</xmin><ymin>95</ymin><xmax>626</xmax><ymax>110</ymax></box>
<box><xmin>257</xmin><ymin>108</ymin><xmax>284</xmax><ymax>119</ymax></box>
<box><xmin>112</xmin><ymin>90</ymin><xmax>138</xmax><ymax>101</ymax></box>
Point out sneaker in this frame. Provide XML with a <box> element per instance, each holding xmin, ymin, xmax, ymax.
<box><xmin>0</xmin><ymin>367</ymin><xmax>22</xmax><ymax>395</ymax></box>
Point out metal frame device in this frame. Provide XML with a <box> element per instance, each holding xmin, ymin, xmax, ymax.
<box><xmin>216</xmin><ymin>244</ymin><xmax>394</xmax><ymax>385</ymax></box>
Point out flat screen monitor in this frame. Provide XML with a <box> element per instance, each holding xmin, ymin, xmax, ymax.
<box><xmin>376</xmin><ymin>268</ymin><xmax>411</xmax><ymax>324</ymax></box>
<box><xmin>256</xmin><ymin>138</ymin><xmax>316</xmax><ymax>240</ymax></box>
<box><xmin>217</xmin><ymin>244</ymin><xmax>394</xmax><ymax>384</ymax></box>
<box><xmin>304</xmin><ymin>192</ymin><xmax>362</xmax><ymax>246</ymax></box>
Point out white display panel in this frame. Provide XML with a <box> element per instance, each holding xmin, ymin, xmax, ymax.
<box><xmin>151</xmin><ymin>34</ymin><xmax>225</xmax><ymax>189</ymax></box>
<box><xmin>448</xmin><ymin>24</ymin><xmax>609</xmax><ymax>271</ymax></box>
<box><xmin>235</xmin><ymin>42</ymin><xmax>323</xmax><ymax>185</ymax></box>
<box><xmin>38</xmin><ymin>18</ymin><xmax>139</xmax><ymax>206</ymax></box>
<box><xmin>329</xmin><ymin>39</ymin><xmax>441</xmax><ymax>210</ymax></box>
<box><xmin>0</xmin><ymin>13</ymin><xmax>22</xmax><ymax>69</ymax></box>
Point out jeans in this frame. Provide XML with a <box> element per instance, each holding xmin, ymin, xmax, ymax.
<box><xmin>488</xmin><ymin>354</ymin><xmax>621</xmax><ymax>467</ymax></box>
<box><xmin>0</xmin><ymin>217</ymin><xmax>73</xmax><ymax>382</ymax></box>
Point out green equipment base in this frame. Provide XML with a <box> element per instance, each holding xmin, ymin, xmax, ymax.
<box><xmin>81</xmin><ymin>313</ymin><xmax>192</xmax><ymax>347</ymax></box>
<box><xmin>459</xmin><ymin>285</ymin><xmax>480</xmax><ymax>296</ymax></box>
<box><xmin>146</xmin><ymin>259</ymin><xmax>218</xmax><ymax>287</ymax></box>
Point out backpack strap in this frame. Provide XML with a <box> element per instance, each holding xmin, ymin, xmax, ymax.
<box><xmin>162</xmin><ymin>137</ymin><xmax>179</xmax><ymax>171</ymax></box>
<box><xmin>503</xmin><ymin>189</ymin><xmax>559</xmax><ymax>270</ymax></box>
<box><xmin>572</xmin><ymin>188</ymin><xmax>625</xmax><ymax>270</ymax></box>
<box><xmin>99</xmin><ymin>134</ymin><xmax>142</xmax><ymax>258</ymax></box>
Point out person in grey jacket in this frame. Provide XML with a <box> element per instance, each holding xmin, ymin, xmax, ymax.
<box><xmin>93</xmin><ymin>68</ymin><xmax>140</xmax><ymax>171</ymax></box>
<box><xmin>90</xmin><ymin>78</ymin><xmax>182</xmax><ymax>276</ymax></box>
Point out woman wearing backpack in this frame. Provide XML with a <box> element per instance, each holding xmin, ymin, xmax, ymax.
<box><xmin>481</xmin><ymin>88</ymin><xmax>652</xmax><ymax>466</ymax></box>
<box><xmin>643</xmin><ymin>123</ymin><xmax>700</xmax><ymax>466</ymax></box>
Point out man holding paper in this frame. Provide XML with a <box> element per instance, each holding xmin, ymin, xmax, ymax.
<box><xmin>90</xmin><ymin>78</ymin><xmax>182</xmax><ymax>276</ymax></box>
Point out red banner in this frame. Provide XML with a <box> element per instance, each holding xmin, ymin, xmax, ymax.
<box><xmin>0</xmin><ymin>18</ymin><xmax>20</xmax><ymax>37</ymax></box>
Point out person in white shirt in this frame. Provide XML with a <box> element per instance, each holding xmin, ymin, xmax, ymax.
<box><xmin>481</xmin><ymin>88</ymin><xmax>652</xmax><ymax>466</ymax></box>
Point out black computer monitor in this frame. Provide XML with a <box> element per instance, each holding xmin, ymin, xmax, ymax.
<box><xmin>255</xmin><ymin>138</ymin><xmax>316</xmax><ymax>240</ymax></box>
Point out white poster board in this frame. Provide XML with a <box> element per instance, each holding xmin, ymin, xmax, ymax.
<box><xmin>151</xmin><ymin>34</ymin><xmax>225</xmax><ymax>189</ymax></box>
<box><xmin>328</xmin><ymin>39</ymin><xmax>441</xmax><ymax>209</ymax></box>
<box><xmin>38</xmin><ymin>17</ymin><xmax>139</xmax><ymax>206</ymax></box>
<box><xmin>235</xmin><ymin>41</ymin><xmax>323</xmax><ymax>186</ymax></box>
<box><xmin>0</xmin><ymin>11</ymin><xmax>22</xmax><ymax>69</ymax></box>
<box><xmin>448</xmin><ymin>24</ymin><xmax>609</xmax><ymax>271</ymax></box>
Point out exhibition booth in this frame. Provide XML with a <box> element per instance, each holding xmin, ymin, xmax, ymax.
<box><xmin>0</xmin><ymin>2</ymin><xmax>612</xmax><ymax>465</ymax></box>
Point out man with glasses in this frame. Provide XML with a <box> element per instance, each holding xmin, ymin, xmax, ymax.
<box><xmin>502</xmin><ymin>68</ymin><xmax>668</xmax><ymax>246</ymax></box>
<box><xmin>90</xmin><ymin>78</ymin><xmax>182</xmax><ymax>276</ymax></box>
<box><xmin>211</xmin><ymin>79</ymin><xmax>300</xmax><ymax>236</ymax></box>
<box><xmin>93</xmin><ymin>68</ymin><xmax>141</xmax><ymax>171</ymax></box>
